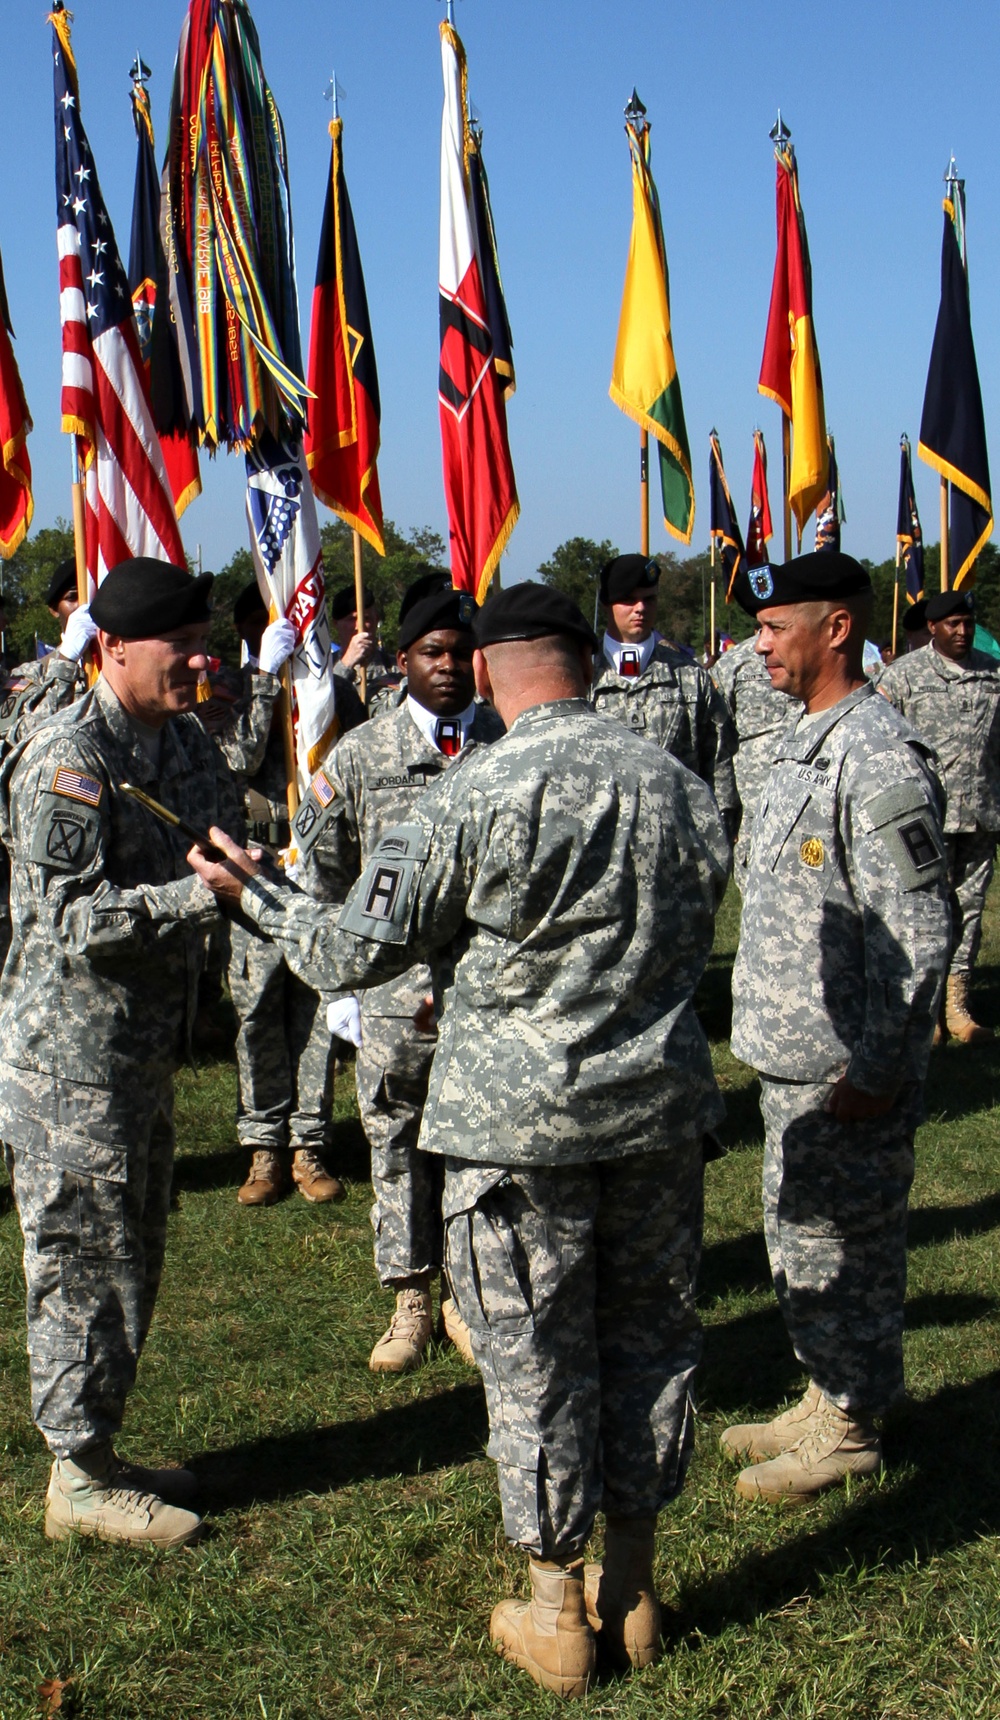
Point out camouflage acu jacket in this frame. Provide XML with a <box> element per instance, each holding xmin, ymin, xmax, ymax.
<box><xmin>0</xmin><ymin>653</ymin><xmax>88</xmax><ymax>751</ymax></box>
<box><xmin>0</xmin><ymin>677</ymin><xmax>242</xmax><ymax>1088</ymax></box>
<box><xmin>590</xmin><ymin>637</ymin><xmax>738</xmax><ymax>814</ymax></box>
<box><xmin>731</xmin><ymin>682</ymin><xmax>951</xmax><ymax>1092</ymax></box>
<box><xmin>242</xmin><ymin>699</ymin><xmax>729</xmax><ymax>1167</ymax></box>
<box><xmin>877</xmin><ymin>644</ymin><xmax>1000</xmax><ymax>833</ymax></box>
<box><xmin>291</xmin><ymin>698</ymin><xmax>504</xmax><ymax>1018</ymax></box>
<box><xmin>712</xmin><ymin>636</ymin><xmax>799</xmax><ymax>853</ymax></box>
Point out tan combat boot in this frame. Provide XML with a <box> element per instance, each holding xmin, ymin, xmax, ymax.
<box><xmin>735</xmin><ymin>1394</ymin><xmax>881</xmax><ymax>1502</ymax></box>
<box><xmin>944</xmin><ymin>974</ymin><xmax>993</xmax><ymax>1045</ymax></box>
<box><xmin>369</xmin><ymin>1285</ymin><xmax>433</xmax><ymax>1373</ymax></box>
<box><xmin>237</xmin><ymin>1149</ymin><xmax>288</xmax><ymax>1207</ymax></box>
<box><xmin>720</xmin><ymin>1380</ymin><xmax>825</xmax><ymax>1464</ymax></box>
<box><xmin>45</xmin><ymin>1445</ymin><xmax>202</xmax><ymax>1548</ymax></box>
<box><xmin>491</xmin><ymin>1556</ymin><xmax>596</xmax><ymax>1698</ymax></box>
<box><xmin>107</xmin><ymin>1448</ymin><xmax>198</xmax><ymax>1508</ymax></box>
<box><xmin>584</xmin><ymin>1514</ymin><xmax>661</xmax><ymax>1670</ymax></box>
<box><xmin>440</xmin><ymin>1291</ymin><xmax>476</xmax><ymax>1366</ymax></box>
<box><xmin>291</xmin><ymin>1147</ymin><xmax>345</xmax><ymax>1204</ymax></box>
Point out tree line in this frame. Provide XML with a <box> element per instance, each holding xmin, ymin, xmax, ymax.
<box><xmin>3</xmin><ymin>520</ymin><xmax>999</xmax><ymax>669</ymax></box>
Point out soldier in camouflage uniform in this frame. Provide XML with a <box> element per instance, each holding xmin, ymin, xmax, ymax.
<box><xmin>712</xmin><ymin>632</ymin><xmax>800</xmax><ymax>889</ymax></box>
<box><xmin>877</xmin><ymin>588</ymin><xmax>1000</xmax><ymax>1042</ymax></box>
<box><xmin>292</xmin><ymin>584</ymin><xmax>503</xmax><ymax>1370</ymax></box>
<box><xmin>723</xmin><ymin>553</ymin><xmax>951</xmax><ymax>1503</ymax></box>
<box><xmin>330</xmin><ymin>582</ymin><xmax>403</xmax><ymax>708</ymax></box>
<box><xmin>214</xmin><ymin>584</ymin><xmax>364</xmax><ymax>1206</ymax></box>
<box><xmin>589</xmin><ymin>552</ymin><xmax>738</xmax><ymax>838</ymax></box>
<box><xmin>0</xmin><ymin>560</ymin><xmax>244</xmax><ymax>1549</ymax></box>
<box><xmin>191</xmin><ymin>583</ymin><xmax>729</xmax><ymax>1697</ymax></box>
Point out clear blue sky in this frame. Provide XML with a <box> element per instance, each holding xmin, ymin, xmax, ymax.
<box><xmin>3</xmin><ymin>0</ymin><xmax>999</xmax><ymax>582</ymax></box>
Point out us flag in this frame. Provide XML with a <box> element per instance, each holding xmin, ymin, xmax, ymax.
<box><xmin>51</xmin><ymin>5</ymin><xmax>184</xmax><ymax>588</ymax></box>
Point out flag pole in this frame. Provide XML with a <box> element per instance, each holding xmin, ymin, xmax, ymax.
<box><xmin>892</xmin><ymin>543</ymin><xmax>901</xmax><ymax>657</ymax></box>
<box><xmin>939</xmin><ymin>478</ymin><xmax>949</xmax><ymax>591</ymax></box>
<box><xmin>709</xmin><ymin>574</ymin><xmax>716</xmax><ymax>659</ymax></box>
<box><xmin>782</xmin><ymin>415</ymin><xmax>792</xmax><ymax>560</ymax></box>
<box><xmin>70</xmin><ymin>440</ymin><xmax>88</xmax><ymax>606</ymax></box>
<box><xmin>640</xmin><ymin>431</ymin><xmax>649</xmax><ymax>554</ymax></box>
<box><xmin>352</xmin><ymin>528</ymin><xmax>367</xmax><ymax>705</ymax></box>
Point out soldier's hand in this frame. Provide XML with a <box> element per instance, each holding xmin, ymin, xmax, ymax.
<box><xmin>187</xmin><ymin>826</ymin><xmax>260</xmax><ymax>907</ymax></box>
<box><xmin>413</xmin><ymin>994</ymin><xmax>437</xmax><ymax>1035</ymax></box>
<box><xmin>342</xmin><ymin>630</ymin><xmax>374</xmax><ymax>670</ymax></box>
<box><xmin>824</xmin><ymin>1076</ymin><xmax>895</xmax><ymax>1124</ymax></box>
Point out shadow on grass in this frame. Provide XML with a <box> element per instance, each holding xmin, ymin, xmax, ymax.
<box><xmin>192</xmin><ymin>1381</ymin><xmax>488</xmax><ymax>1513</ymax></box>
<box><xmin>696</xmin><ymin>950</ymin><xmax>736</xmax><ymax>1044</ymax></box>
<box><xmin>908</xmin><ymin>1189</ymin><xmax>1000</xmax><ymax>1249</ymax></box>
<box><xmin>700</xmin><ymin>1289</ymin><xmax>995</xmax><ymax>1418</ymax></box>
<box><xmin>171</xmin><ymin>1117</ymin><xmax>373</xmax><ymax>1195</ymax></box>
<box><xmin>712</xmin><ymin>1081</ymin><xmax>764</xmax><ymax>1155</ymax></box>
<box><xmin>0</xmin><ymin>1181</ymin><xmax>12</xmax><ymax>1218</ymax></box>
<box><xmin>677</xmin><ymin>1367</ymin><xmax>1000</xmax><ymax>1641</ymax></box>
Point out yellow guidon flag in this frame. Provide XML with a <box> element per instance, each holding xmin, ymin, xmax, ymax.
<box><xmin>609</xmin><ymin>97</ymin><xmax>694</xmax><ymax>545</ymax></box>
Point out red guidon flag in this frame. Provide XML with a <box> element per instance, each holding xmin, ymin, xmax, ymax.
<box><xmin>438</xmin><ymin>20</ymin><xmax>518</xmax><ymax>599</ymax></box>
<box><xmin>304</xmin><ymin>115</ymin><xmax>384</xmax><ymax>554</ymax></box>
<box><xmin>0</xmin><ymin>244</ymin><xmax>32</xmax><ymax>559</ymax></box>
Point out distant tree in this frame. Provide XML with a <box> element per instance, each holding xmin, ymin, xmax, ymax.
<box><xmin>537</xmin><ymin>537</ymin><xmax>618</xmax><ymax>624</ymax></box>
<box><xmin>319</xmin><ymin>517</ymin><xmax>448</xmax><ymax>651</ymax></box>
<box><xmin>1</xmin><ymin>521</ymin><xmax>76</xmax><ymax>664</ymax></box>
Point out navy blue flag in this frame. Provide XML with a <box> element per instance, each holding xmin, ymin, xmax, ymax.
<box><xmin>896</xmin><ymin>436</ymin><xmax>924</xmax><ymax>602</ymax></box>
<box><xmin>709</xmin><ymin>432</ymin><xmax>746</xmax><ymax>598</ymax></box>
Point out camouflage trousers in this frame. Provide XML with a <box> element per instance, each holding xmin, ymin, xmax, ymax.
<box><xmin>442</xmin><ymin>1147</ymin><xmax>703</xmax><ymax>1559</ymax></box>
<box><xmin>355</xmin><ymin>1015</ymin><xmax>441</xmax><ymax>1284</ymax></box>
<box><xmin>760</xmin><ymin>1077</ymin><xmax>918</xmax><ymax>1415</ymax></box>
<box><xmin>1</xmin><ymin>1066</ymin><xmax>175</xmax><ymax>1459</ymax></box>
<box><xmin>945</xmin><ymin>828</ymin><xmax>997</xmax><ymax>978</ymax></box>
<box><xmin>229</xmin><ymin>924</ymin><xmax>336</xmax><ymax>1153</ymax></box>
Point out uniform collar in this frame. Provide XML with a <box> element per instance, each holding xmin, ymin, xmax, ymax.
<box><xmin>602</xmin><ymin>630</ymin><xmax>659</xmax><ymax>677</ymax></box>
<box><xmin>774</xmin><ymin>681</ymin><xmax>874</xmax><ymax>763</ymax></box>
<box><xmin>405</xmin><ymin>694</ymin><xmax>476</xmax><ymax>756</ymax></box>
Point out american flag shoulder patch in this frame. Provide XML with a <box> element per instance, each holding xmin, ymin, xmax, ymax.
<box><xmin>51</xmin><ymin>766</ymin><xmax>103</xmax><ymax>808</ymax></box>
<box><xmin>313</xmin><ymin>772</ymin><xmax>335</xmax><ymax>807</ymax></box>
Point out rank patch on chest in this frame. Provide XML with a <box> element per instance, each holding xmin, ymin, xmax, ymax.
<box><xmin>52</xmin><ymin>766</ymin><xmax>103</xmax><ymax>808</ymax></box>
<box><xmin>313</xmin><ymin>771</ymin><xmax>335</xmax><ymax>807</ymax></box>
<box><xmin>799</xmin><ymin>837</ymin><xmax>825</xmax><ymax>868</ymax></box>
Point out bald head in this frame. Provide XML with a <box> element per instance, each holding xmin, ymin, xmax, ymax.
<box><xmin>474</xmin><ymin>634</ymin><xmax>593</xmax><ymax>725</ymax></box>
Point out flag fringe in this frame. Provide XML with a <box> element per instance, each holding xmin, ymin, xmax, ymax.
<box><xmin>474</xmin><ymin>498</ymin><xmax>520</xmax><ymax>605</ymax></box>
<box><xmin>307</xmin><ymin>712</ymin><xmax>341</xmax><ymax>775</ymax></box>
<box><xmin>757</xmin><ymin>383</ymin><xmax>792</xmax><ymax>419</ymax></box>
<box><xmin>172</xmin><ymin>472</ymin><xmax>202</xmax><ymax>518</ymax></box>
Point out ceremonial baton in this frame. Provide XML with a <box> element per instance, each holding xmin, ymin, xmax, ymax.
<box><xmin>119</xmin><ymin>783</ymin><xmax>222</xmax><ymax>858</ymax></box>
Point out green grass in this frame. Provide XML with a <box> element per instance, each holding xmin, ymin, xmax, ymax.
<box><xmin>1</xmin><ymin>889</ymin><xmax>999</xmax><ymax>1718</ymax></box>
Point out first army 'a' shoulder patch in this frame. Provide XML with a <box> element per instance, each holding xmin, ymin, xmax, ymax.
<box><xmin>863</xmin><ymin>781</ymin><xmax>946</xmax><ymax>891</ymax></box>
<box><xmin>340</xmin><ymin>824</ymin><xmax>430</xmax><ymax>945</ymax></box>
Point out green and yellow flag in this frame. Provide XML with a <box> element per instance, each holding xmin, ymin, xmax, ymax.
<box><xmin>610</xmin><ymin>97</ymin><xmax>694</xmax><ymax>544</ymax></box>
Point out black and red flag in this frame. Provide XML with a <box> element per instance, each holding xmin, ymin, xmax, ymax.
<box><xmin>708</xmin><ymin>432</ymin><xmax>746</xmax><ymax>599</ymax></box>
<box><xmin>897</xmin><ymin>435</ymin><xmax>924</xmax><ymax>603</ymax></box>
<box><xmin>918</xmin><ymin>171</ymin><xmax>993</xmax><ymax>589</ymax></box>
<box><xmin>0</xmin><ymin>241</ymin><xmax>33</xmax><ymax>559</ymax></box>
<box><xmin>745</xmin><ymin>429</ymin><xmax>773</xmax><ymax>568</ymax></box>
<box><xmin>438</xmin><ymin>19</ymin><xmax>518</xmax><ymax>598</ymax></box>
<box><xmin>467</xmin><ymin>117</ymin><xmax>515</xmax><ymax>397</ymax></box>
<box><xmin>304</xmin><ymin>114</ymin><xmax>384</xmax><ymax>555</ymax></box>
<box><xmin>127</xmin><ymin>60</ymin><xmax>201</xmax><ymax>517</ymax></box>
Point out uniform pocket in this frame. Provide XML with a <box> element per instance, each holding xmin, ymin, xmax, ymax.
<box><xmin>444</xmin><ymin>1169</ymin><xmax>536</xmax><ymax>1338</ymax></box>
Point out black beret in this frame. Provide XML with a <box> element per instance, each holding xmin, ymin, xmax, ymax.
<box><xmin>90</xmin><ymin>559</ymin><xmax>213</xmax><ymax>639</ymax></box>
<box><xmin>599</xmin><ymin>554</ymin><xmax>661</xmax><ymax>606</ymax></box>
<box><xmin>734</xmin><ymin>550</ymin><xmax>872</xmax><ymax>616</ymax></box>
<box><xmin>398</xmin><ymin>587</ymin><xmax>477</xmax><ymax>651</ymax></box>
<box><xmin>474</xmin><ymin>582</ymin><xmax>599</xmax><ymax>651</ymax></box>
<box><xmin>233</xmin><ymin>580</ymin><xmax>268</xmax><ymax>626</ymax></box>
<box><xmin>903</xmin><ymin>598</ymin><xmax>929</xmax><ymax>634</ymax></box>
<box><xmin>926</xmin><ymin>588</ymin><xmax>975</xmax><ymax>622</ymax></box>
<box><xmin>46</xmin><ymin>559</ymin><xmax>79</xmax><ymax>609</ymax></box>
<box><xmin>331</xmin><ymin>584</ymin><xmax>374</xmax><ymax>623</ymax></box>
<box><xmin>398</xmin><ymin>571</ymin><xmax>452</xmax><ymax>626</ymax></box>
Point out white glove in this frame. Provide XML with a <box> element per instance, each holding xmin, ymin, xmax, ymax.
<box><xmin>327</xmin><ymin>994</ymin><xmax>363</xmax><ymax>1048</ymax></box>
<box><xmin>60</xmin><ymin>605</ymin><xmax>98</xmax><ymax>662</ymax></box>
<box><xmin>258</xmin><ymin>618</ymin><xmax>297</xmax><ymax>675</ymax></box>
